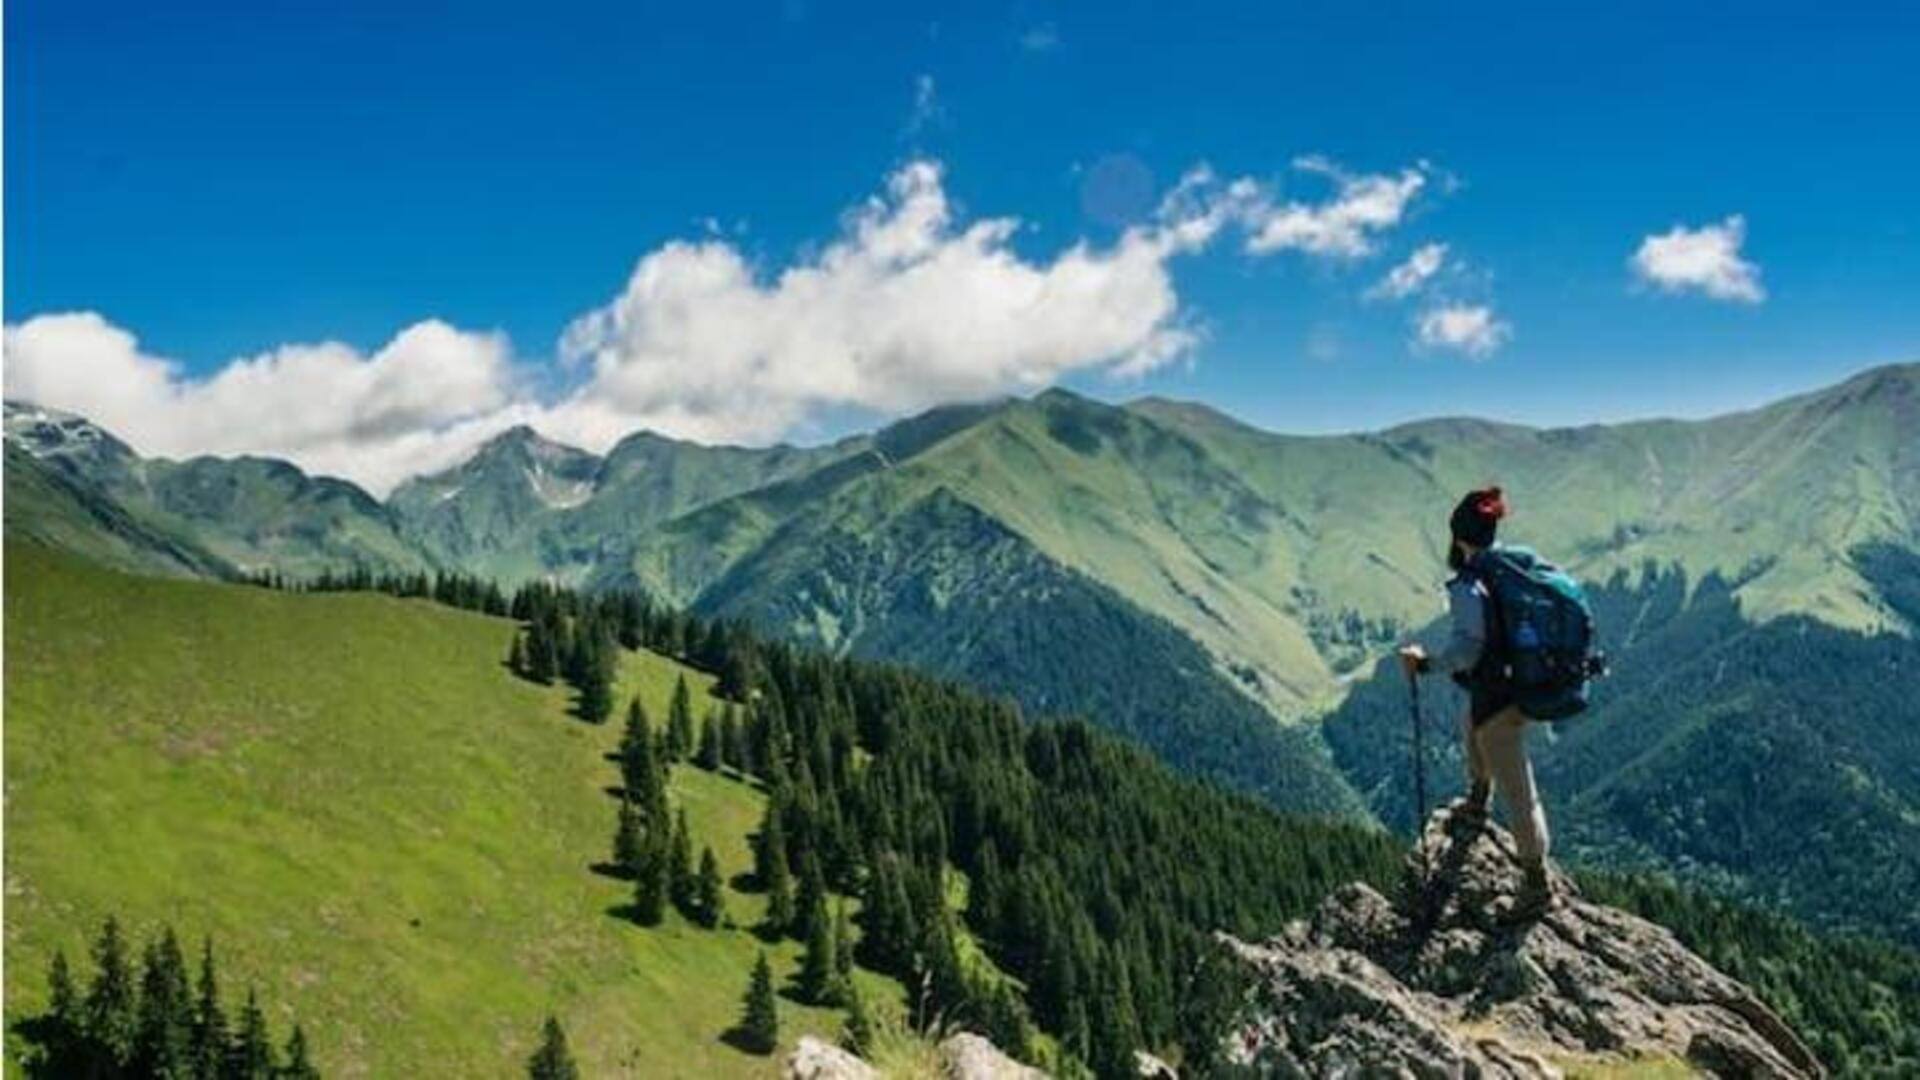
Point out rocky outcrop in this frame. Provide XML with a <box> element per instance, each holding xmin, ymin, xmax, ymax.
<box><xmin>786</xmin><ymin>1036</ymin><xmax>880</xmax><ymax>1080</ymax></box>
<box><xmin>939</xmin><ymin>1032</ymin><xmax>1048</xmax><ymax>1079</ymax></box>
<box><xmin>783</xmin><ymin>1031</ymin><xmax>1044</xmax><ymax>1080</ymax></box>
<box><xmin>1219</xmin><ymin>807</ymin><xmax>1825</xmax><ymax>1078</ymax></box>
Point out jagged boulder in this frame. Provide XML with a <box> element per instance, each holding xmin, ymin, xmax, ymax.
<box><xmin>938</xmin><ymin>1032</ymin><xmax>1048</xmax><ymax>1079</ymax></box>
<box><xmin>1218</xmin><ymin>808</ymin><xmax>1826</xmax><ymax>1078</ymax></box>
<box><xmin>786</xmin><ymin>1035</ymin><xmax>880</xmax><ymax>1080</ymax></box>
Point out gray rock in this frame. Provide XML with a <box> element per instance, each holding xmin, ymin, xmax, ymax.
<box><xmin>938</xmin><ymin>1031</ymin><xmax>1048</xmax><ymax>1079</ymax></box>
<box><xmin>785</xmin><ymin>1035</ymin><xmax>880</xmax><ymax>1080</ymax></box>
<box><xmin>1218</xmin><ymin>808</ymin><xmax>1826</xmax><ymax>1078</ymax></box>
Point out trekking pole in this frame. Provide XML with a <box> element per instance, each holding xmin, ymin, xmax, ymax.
<box><xmin>1408</xmin><ymin>672</ymin><xmax>1428</xmax><ymax>840</ymax></box>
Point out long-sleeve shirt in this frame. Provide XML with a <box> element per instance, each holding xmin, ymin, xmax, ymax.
<box><xmin>1426</xmin><ymin>575</ymin><xmax>1490</xmax><ymax>677</ymax></box>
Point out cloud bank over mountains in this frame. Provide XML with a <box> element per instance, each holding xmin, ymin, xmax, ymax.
<box><xmin>4</xmin><ymin>154</ymin><xmax>1506</xmax><ymax>493</ymax></box>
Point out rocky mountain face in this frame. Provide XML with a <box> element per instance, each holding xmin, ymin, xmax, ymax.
<box><xmin>1219</xmin><ymin>808</ymin><xmax>1825</xmax><ymax>1078</ymax></box>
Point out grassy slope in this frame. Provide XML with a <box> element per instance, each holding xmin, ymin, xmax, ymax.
<box><xmin>3</xmin><ymin>543</ymin><xmax>897</xmax><ymax>1078</ymax></box>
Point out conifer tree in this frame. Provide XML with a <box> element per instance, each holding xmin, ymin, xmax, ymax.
<box><xmin>757</xmin><ymin>806</ymin><xmax>796</xmax><ymax>936</ymax></box>
<box><xmin>134</xmin><ymin>927</ymin><xmax>192</xmax><ymax>1077</ymax></box>
<box><xmin>85</xmin><ymin>915</ymin><xmax>138</xmax><ymax>1071</ymax></box>
<box><xmin>695</xmin><ymin>847</ymin><xmax>725</xmax><ymax>929</ymax></box>
<box><xmin>282</xmin><ymin>1025</ymin><xmax>321</xmax><ymax>1080</ymax></box>
<box><xmin>508</xmin><ymin>633</ymin><xmax>528</xmax><ymax>678</ymax></box>
<box><xmin>633</xmin><ymin>831</ymin><xmax>670</xmax><ymax>927</ymax></box>
<box><xmin>612</xmin><ymin>797</ymin><xmax>643</xmax><ymax>877</ymax></box>
<box><xmin>229</xmin><ymin>988</ymin><xmax>276</xmax><ymax>1080</ymax></box>
<box><xmin>578</xmin><ymin>664</ymin><xmax>613</xmax><ymax>725</ymax></box>
<box><xmin>696</xmin><ymin>713</ymin><xmax>722</xmax><ymax>771</ymax></box>
<box><xmin>668</xmin><ymin>808</ymin><xmax>696</xmax><ymax>912</ymax></box>
<box><xmin>798</xmin><ymin>898</ymin><xmax>838</xmax><ymax>1004</ymax></box>
<box><xmin>526</xmin><ymin>621</ymin><xmax>558</xmax><ymax>684</ymax></box>
<box><xmin>739</xmin><ymin>952</ymin><xmax>779</xmax><ymax>1055</ymax></box>
<box><xmin>720</xmin><ymin>705</ymin><xmax>745</xmax><ymax>774</ymax></box>
<box><xmin>619</xmin><ymin>700</ymin><xmax>668</xmax><ymax>826</ymax></box>
<box><xmin>44</xmin><ymin>950</ymin><xmax>81</xmax><ymax>1074</ymax></box>
<box><xmin>191</xmin><ymin>937</ymin><xmax>227</xmax><ymax>1080</ymax></box>
<box><xmin>840</xmin><ymin>983</ymin><xmax>875</xmax><ymax>1057</ymax></box>
<box><xmin>526</xmin><ymin>1015</ymin><xmax>579</xmax><ymax>1080</ymax></box>
<box><xmin>667</xmin><ymin>675</ymin><xmax>694</xmax><ymax>761</ymax></box>
<box><xmin>832</xmin><ymin>900</ymin><xmax>856</xmax><ymax>986</ymax></box>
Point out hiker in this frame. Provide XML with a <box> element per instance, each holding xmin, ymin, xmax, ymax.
<box><xmin>1398</xmin><ymin>486</ymin><xmax>1555</xmax><ymax>915</ymax></box>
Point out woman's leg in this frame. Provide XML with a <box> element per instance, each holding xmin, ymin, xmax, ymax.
<box><xmin>1474</xmin><ymin>706</ymin><xmax>1550</xmax><ymax>865</ymax></box>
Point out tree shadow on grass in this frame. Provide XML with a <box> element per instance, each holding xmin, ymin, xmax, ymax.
<box><xmin>589</xmin><ymin>860</ymin><xmax>631</xmax><ymax>881</ymax></box>
<box><xmin>717</xmin><ymin>1025</ymin><xmax>775</xmax><ymax>1056</ymax></box>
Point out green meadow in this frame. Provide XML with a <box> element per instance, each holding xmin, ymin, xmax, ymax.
<box><xmin>3</xmin><ymin>543</ymin><xmax>898</xmax><ymax>1077</ymax></box>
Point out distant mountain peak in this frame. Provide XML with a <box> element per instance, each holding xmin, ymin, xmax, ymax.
<box><xmin>4</xmin><ymin>399</ymin><xmax>138</xmax><ymax>465</ymax></box>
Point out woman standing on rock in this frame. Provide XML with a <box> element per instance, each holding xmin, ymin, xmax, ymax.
<box><xmin>1398</xmin><ymin>486</ymin><xmax>1557</xmax><ymax>919</ymax></box>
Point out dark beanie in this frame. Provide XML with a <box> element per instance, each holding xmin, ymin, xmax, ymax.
<box><xmin>1450</xmin><ymin>486</ymin><xmax>1507</xmax><ymax>547</ymax></box>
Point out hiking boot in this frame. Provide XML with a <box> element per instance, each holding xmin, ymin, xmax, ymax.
<box><xmin>1448</xmin><ymin>782</ymin><xmax>1492</xmax><ymax>824</ymax></box>
<box><xmin>1503</xmin><ymin>860</ymin><xmax>1558</xmax><ymax>922</ymax></box>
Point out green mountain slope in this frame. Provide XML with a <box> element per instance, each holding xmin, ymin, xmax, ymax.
<box><xmin>4</xmin><ymin>402</ymin><xmax>430</xmax><ymax>578</ymax></box>
<box><xmin>388</xmin><ymin>424</ymin><xmax>868</xmax><ymax>585</ymax></box>
<box><xmin>1</xmin><ymin>543</ymin><xmax>893</xmax><ymax>1077</ymax></box>
<box><xmin>3</xmin><ymin>443</ymin><xmax>236</xmax><ymax>580</ymax></box>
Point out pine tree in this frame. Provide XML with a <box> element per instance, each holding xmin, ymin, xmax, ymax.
<box><xmin>191</xmin><ymin>937</ymin><xmax>227</xmax><ymax>1080</ymax></box>
<box><xmin>667</xmin><ymin>675</ymin><xmax>694</xmax><ymax>761</ymax></box>
<box><xmin>508</xmin><ymin>633</ymin><xmax>528</xmax><ymax>678</ymax></box>
<box><xmin>720</xmin><ymin>705</ymin><xmax>745</xmax><ymax>774</ymax></box>
<box><xmin>695</xmin><ymin>847</ymin><xmax>726</xmax><ymax>929</ymax></box>
<box><xmin>578</xmin><ymin>664</ymin><xmax>613</xmax><ymax>725</ymax></box>
<box><xmin>696</xmin><ymin>713</ymin><xmax>722</xmax><ymax>771</ymax></box>
<box><xmin>668</xmin><ymin>808</ymin><xmax>696</xmax><ymax>913</ymax></box>
<box><xmin>739</xmin><ymin>952</ymin><xmax>779</xmax><ymax>1055</ymax></box>
<box><xmin>832</xmin><ymin>900</ymin><xmax>856</xmax><ymax>986</ymax></box>
<box><xmin>840</xmin><ymin>982</ymin><xmax>875</xmax><ymax>1057</ymax></box>
<box><xmin>633</xmin><ymin>830</ymin><xmax>670</xmax><ymax>927</ymax></box>
<box><xmin>798</xmin><ymin>897</ymin><xmax>838</xmax><ymax>1004</ymax></box>
<box><xmin>281</xmin><ymin>1025</ymin><xmax>320</xmax><ymax>1080</ymax></box>
<box><xmin>526</xmin><ymin>1015</ymin><xmax>579</xmax><ymax>1080</ymax></box>
<box><xmin>44</xmin><ymin>950</ymin><xmax>81</xmax><ymax>1074</ymax></box>
<box><xmin>620</xmin><ymin>700</ymin><xmax>668</xmax><ymax>826</ymax></box>
<box><xmin>229</xmin><ymin>987</ymin><xmax>277</xmax><ymax>1080</ymax></box>
<box><xmin>134</xmin><ymin>927</ymin><xmax>192</xmax><ymax>1077</ymax></box>
<box><xmin>612</xmin><ymin>797</ymin><xmax>643</xmax><ymax>877</ymax></box>
<box><xmin>526</xmin><ymin>621</ymin><xmax>558</xmax><ymax>684</ymax></box>
<box><xmin>758</xmin><ymin>806</ymin><xmax>796</xmax><ymax>937</ymax></box>
<box><xmin>85</xmin><ymin>915</ymin><xmax>138</xmax><ymax>1072</ymax></box>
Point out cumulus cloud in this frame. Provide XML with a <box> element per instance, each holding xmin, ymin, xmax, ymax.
<box><xmin>1367</xmin><ymin>242</ymin><xmax>1449</xmax><ymax>300</ymax></box>
<box><xmin>1242</xmin><ymin>156</ymin><xmax>1428</xmax><ymax>258</ymax></box>
<box><xmin>551</xmin><ymin>159</ymin><xmax>1219</xmax><ymax>447</ymax></box>
<box><xmin>1630</xmin><ymin>215</ymin><xmax>1764</xmax><ymax>303</ymax></box>
<box><xmin>6</xmin><ymin>155</ymin><xmax>1437</xmax><ymax>492</ymax></box>
<box><xmin>1414</xmin><ymin>304</ymin><xmax>1510</xmax><ymax>358</ymax></box>
<box><xmin>3</xmin><ymin>312</ymin><xmax>527</xmax><ymax>495</ymax></box>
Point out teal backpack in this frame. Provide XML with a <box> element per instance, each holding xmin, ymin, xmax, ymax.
<box><xmin>1468</xmin><ymin>546</ymin><xmax>1605</xmax><ymax>720</ymax></box>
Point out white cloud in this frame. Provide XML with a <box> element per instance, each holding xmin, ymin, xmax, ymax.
<box><xmin>551</xmin><ymin>159</ymin><xmax>1217</xmax><ymax>447</ymax></box>
<box><xmin>3</xmin><ymin>312</ymin><xmax>526</xmax><ymax>495</ymax></box>
<box><xmin>1242</xmin><ymin>156</ymin><xmax>1428</xmax><ymax>258</ymax></box>
<box><xmin>1414</xmin><ymin>304</ymin><xmax>1510</xmax><ymax>358</ymax></box>
<box><xmin>5</xmin><ymin>155</ymin><xmax>1440</xmax><ymax>492</ymax></box>
<box><xmin>1630</xmin><ymin>214</ymin><xmax>1764</xmax><ymax>303</ymax></box>
<box><xmin>1367</xmin><ymin>242</ymin><xmax>1449</xmax><ymax>300</ymax></box>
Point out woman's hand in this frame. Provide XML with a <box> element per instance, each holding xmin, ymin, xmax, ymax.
<box><xmin>1398</xmin><ymin>644</ymin><xmax>1428</xmax><ymax>679</ymax></box>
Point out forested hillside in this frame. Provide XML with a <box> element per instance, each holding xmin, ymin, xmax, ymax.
<box><xmin>3</xmin><ymin>543</ymin><xmax>1400</xmax><ymax>1077</ymax></box>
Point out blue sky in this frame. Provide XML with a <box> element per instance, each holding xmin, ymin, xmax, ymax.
<box><xmin>7</xmin><ymin>1</ymin><xmax>1919</xmax><ymax>488</ymax></box>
